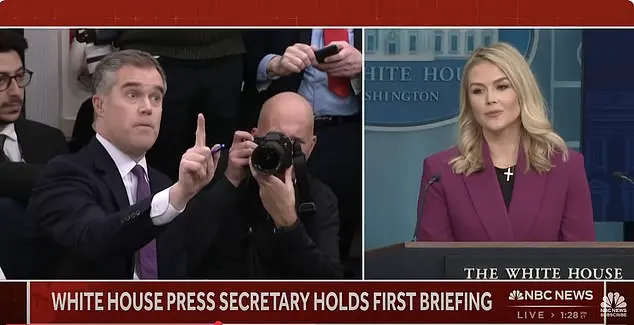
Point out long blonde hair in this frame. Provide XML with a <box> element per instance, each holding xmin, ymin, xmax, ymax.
<box><xmin>450</xmin><ymin>42</ymin><xmax>568</xmax><ymax>175</ymax></box>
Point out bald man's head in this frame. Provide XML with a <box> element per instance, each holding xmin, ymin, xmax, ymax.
<box><xmin>254</xmin><ymin>92</ymin><xmax>317</xmax><ymax>159</ymax></box>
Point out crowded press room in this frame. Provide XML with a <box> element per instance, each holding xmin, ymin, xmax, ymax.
<box><xmin>364</xmin><ymin>28</ymin><xmax>634</xmax><ymax>279</ymax></box>
<box><xmin>0</xmin><ymin>28</ymin><xmax>362</xmax><ymax>280</ymax></box>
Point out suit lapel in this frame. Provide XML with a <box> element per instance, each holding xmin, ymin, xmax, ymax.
<box><xmin>13</xmin><ymin>119</ymin><xmax>32</xmax><ymax>162</ymax></box>
<box><xmin>147</xmin><ymin>167</ymin><xmax>162</xmax><ymax>277</ymax></box>
<box><xmin>147</xmin><ymin>168</ymin><xmax>164</xmax><ymax>195</ymax></box>
<box><xmin>507</xmin><ymin>146</ymin><xmax>547</xmax><ymax>238</ymax></box>
<box><xmin>91</xmin><ymin>139</ymin><xmax>129</xmax><ymax>209</ymax></box>
<box><xmin>463</xmin><ymin>142</ymin><xmax>515</xmax><ymax>241</ymax></box>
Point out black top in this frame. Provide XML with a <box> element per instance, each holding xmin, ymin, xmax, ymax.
<box><xmin>118</xmin><ymin>30</ymin><xmax>246</xmax><ymax>60</ymax></box>
<box><xmin>185</xmin><ymin>151</ymin><xmax>343</xmax><ymax>279</ymax></box>
<box><xmin>494</xmin><ymin>165</ymin><xmax>516</xmax><ymax>210</ymax></box>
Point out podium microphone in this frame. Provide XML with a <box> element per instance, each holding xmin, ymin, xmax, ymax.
<box><xmin>613</xmin><ymin>171</ymin><xmax>634</xmax><ymax>241</ymax></box>
<box><xmin>413</xmin><ymin>174</ymin><xmax>441</xmax><ymax>241</ymax></box>
<box><xmin>613</xmin><ymin>171</ymin><xmax>634</xmax><ymax>185</ymax></box>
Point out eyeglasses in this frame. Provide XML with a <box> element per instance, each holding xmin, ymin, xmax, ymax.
<box><xmin>0</xmin><ymin>69</ymin><xmax>33</xmax><ymax>92</ymax></box>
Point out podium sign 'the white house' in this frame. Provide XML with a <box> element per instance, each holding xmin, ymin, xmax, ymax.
<box><xmin>364</xmin><ymin>29</ymin><xmax>537</xmax><ymax>128</ymax></box>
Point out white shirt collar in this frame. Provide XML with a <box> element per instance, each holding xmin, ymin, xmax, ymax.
<box><xmin>0</xmin><ymin>122</ymin><xmax>18</xmax><ymax>142</ymax></box>
<box><xmin>95</xmin><ymin>133</ymin><xmax>148</xmax><ymax>179</ymax></box>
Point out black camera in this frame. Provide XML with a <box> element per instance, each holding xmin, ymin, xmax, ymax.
<box><xmin>251</xmin><ymin>132</ymin><xmax>295</xmax><ymax>174</ymax></box>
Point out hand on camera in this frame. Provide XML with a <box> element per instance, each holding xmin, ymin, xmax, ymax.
<box><xmin>170</xmin><ymin>114</ymin><xmax>221</xmax><ymax>210</ymax></box>
<box><xmin>249</xmin><ymin>162</ymin><xmax>298</xmax><ymax>228</ymax></box>
<box><xmin>225</xmin><ymin>131</ymin><xmax>258</xmax><ymax>188</ymax></box>
<box><xmin>270</xmin><ymin>43</ymin><xmax>318</xmax><ymax>77</ymax></box>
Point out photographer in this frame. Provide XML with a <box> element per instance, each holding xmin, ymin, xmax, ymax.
<box><xmin>185</xmin><ymin>92</ymin><xmax>342</xmax><ymax>279</ymax></box>
<box><xmin>242</xmin><ymin>29</ymin><xmax>362</xmax><ymax>279</ymax></box>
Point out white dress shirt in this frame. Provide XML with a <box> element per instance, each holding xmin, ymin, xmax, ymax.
<box><xmin>0</xmin><ymin>123</ymin><xmax>22</xmax><ymax>162</ymax></box>
<box><xmin>0</xmin><ymin>265</ymin><xmax>5</xmax><ymax>280</ymax></box>
<box><xmin>96</xmin><ymin>134</ymin><xmax>185</xmax><ymax>279</ymax></box>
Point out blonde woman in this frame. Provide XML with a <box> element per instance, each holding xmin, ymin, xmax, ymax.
<box><xmin>415</xmin><ymin>42</ymin><xmax>595</xmax><ymax>242</ymax></box>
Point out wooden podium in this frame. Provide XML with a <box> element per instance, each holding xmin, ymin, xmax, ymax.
<box><xmin>365</xmin><ymin>242</ymin><xmax>634</xmax><ymax>279</ymax></box>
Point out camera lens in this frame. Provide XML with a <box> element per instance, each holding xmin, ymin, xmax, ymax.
<box><xmin>252</xmin><ymin>143</ymin><xmax>284</xmax><ymax>174</ymax></box>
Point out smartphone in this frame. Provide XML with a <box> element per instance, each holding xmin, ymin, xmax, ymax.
<box><xmin>314</xmin><ymin>45</ymin><xmax>340</xmax><ymax>63</ymax></box>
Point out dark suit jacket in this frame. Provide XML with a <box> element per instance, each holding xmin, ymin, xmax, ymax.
<box><xmin>0</xmin><ymin>118</ymin><xmax>69</xmax><ymax>205</ymax></box>
<box><xmin>26</xmin><ymin>138</ymin><xmax>187</xmax><ymax>279</ymax></box>
<box><xmin>186</xmin><ymin>151</ymin><xmax>342</xmax><ymax>279</ymax></box>
<box><xmin>240</xmin><ymin>29</ymin><xmax>362</xmax><ymax>128</ymax></box>
<box><xmin>416</xmin><ymin>142</ymin><xmax>596</xmax><ymax>242</ymax></box>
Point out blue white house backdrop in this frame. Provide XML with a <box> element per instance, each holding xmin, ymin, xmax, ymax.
<box><xmin>363</xmin><ymin>29</ymin><xmax>620</xmax><ymax>251</ymax></box>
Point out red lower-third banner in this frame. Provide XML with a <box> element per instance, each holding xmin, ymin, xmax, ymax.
<box><xmin>0</xmin><ymin>281</ymin><xmax>27</xmax><ymax>325</ymax></box>
<box><xmin>28</xmin><ymin>281</ymin><xmax>605</xmax><ymax>323</ymax></box>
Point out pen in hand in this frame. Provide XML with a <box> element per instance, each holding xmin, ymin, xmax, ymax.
<box><xmin>212</xmin><ymin>144</ymin><xmax>225</xmax><ymax>154</ymax></box>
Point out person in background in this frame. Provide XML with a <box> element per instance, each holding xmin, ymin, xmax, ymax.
<box><xmin>0</xmin><ymin>30</ymin><xmax>68</xmax><ymax>279</ymax></box>
<box><xmin>186</xmin><ymin>92</ymin><xmax>342</xmax><ymax>279</ymax></box>
<box><xmin>117</xmin><ymin>29</ymin><xmax>245</xmax><ymax>182</ymax></box>
<box><xmin>241</xmin><ymin>29</ymin><xmax>362</xmax><ymax>278</ymax></box>
<box><xmin>0</xmin><ymin>31</ymin><xmax>69</xmax><ymax>206</ymax></box>
<box><xmin>416</xmin><ymin>42</ymin><xmax>595</xmax><ymax>242</ymax></box>
<box><xmin>68</xmin><ymin>98</ymin><xmax>96</xmax><ymax>152</ymax></box>
<box><xmin>27</xmin><ymin>50</ymin><xmax>222</xmax><ymax>279</ymax></box>
<box><xmin>66</xmin><ymin>29</ymin><xmax>116</xmax><ymax>153</ymax></box>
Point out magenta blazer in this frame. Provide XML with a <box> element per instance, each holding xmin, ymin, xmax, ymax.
<box><xmin>416</xmin><ymin>143</ymin><xmax>596</xmax><ymax>242</ymax></box>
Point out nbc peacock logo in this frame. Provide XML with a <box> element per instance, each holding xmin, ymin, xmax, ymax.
<box><xmin>601</xmin><ymin>292</ymin><xmax>627</xmax><ymax>318</ymax></box>
<box><xmin>508</xmin><ymin>290</ymin><xmax>525</xmax><ymax>301</ymax></box>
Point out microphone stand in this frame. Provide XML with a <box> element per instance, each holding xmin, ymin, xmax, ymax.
<box><xmin>613</xmin><ymin>171</ymin><xmax>634</xmax><ymax>241</ymax></box>
<box><xmin>413</xmin><ymin>175</ymin><xmax>440</xmax><ymax>241</ymax></box>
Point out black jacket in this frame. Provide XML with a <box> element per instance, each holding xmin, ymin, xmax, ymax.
<box><xmin>0</xmin><ymin>118</ymin><xmax>69</xmax><ymax>205</ymax></box>
<box><xmin>186</xmin><ymin>151</ymin><xmax>342</xmax><ymax>279</ymax></box>
<box><xmin>26</xmin><ymin>138</ymin><xmax>187</xmax><ymax>279</ymax></box>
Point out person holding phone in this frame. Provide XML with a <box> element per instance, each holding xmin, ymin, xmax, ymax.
<box><xmin>240</xmin><ymin>29</ymin><xmax>362</xmax><ymax>278</ymax></box>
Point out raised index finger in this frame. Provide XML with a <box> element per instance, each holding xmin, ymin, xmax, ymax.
<box><xmin>195</xmin><ymin>113</ymin><xmax>206</xmax><ymax>147</ymax></box>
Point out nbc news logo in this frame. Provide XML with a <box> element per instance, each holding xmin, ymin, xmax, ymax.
<box><xmin>508</xmin><ymin>290</ymin><xmax>524</xmax><ymax>301</ymax></box>
<box><xmin>601</xmin><ymin>292</ymin><xmax>627</xmax><ymax>318</ymax></box>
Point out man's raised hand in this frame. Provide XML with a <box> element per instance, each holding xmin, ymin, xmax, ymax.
<box><xmin>170</xmin><ymin>114</ymin><xmax>221</xmax><ymax>209</ymax></box>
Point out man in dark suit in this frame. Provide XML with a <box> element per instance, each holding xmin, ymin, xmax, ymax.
<box><xmin>72</xmin><ymin>29</ymin><xmax>246</xmax><ymax>181</ymax></box>
<box><xmin>187</xmin><ymin>92</ymin><xmax>342</xmax><ymax>279</ymax></box>
<box><xmin>27</xmin><ymin>49</ymin><xmax>221</xmax><ymax>279</ymax></box>
<box><xmin>0</xmin><ymin>30</ymin><xmax>68</xmax><ymax>279</ymax></box>
<box><xmin>241</xmin><ymin>29</ymin><xmax>362</xmax><ymax>278</ymax></box>
<box><xmin>0</xmin><ymin>31</ymin><xmax>69</xmax><ymax>205</ymax></box>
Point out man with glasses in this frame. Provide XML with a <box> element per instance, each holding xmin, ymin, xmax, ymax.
<box><xmin>0</xmin><ymin>30</ymin><xmax>68</xmax><ymax>279</ymax></box>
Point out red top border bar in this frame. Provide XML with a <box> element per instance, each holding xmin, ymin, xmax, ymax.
<box><xmin>0</xmin><ymin>0</ymin><xmax>633</xmax><ymax>26</ymax></box>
